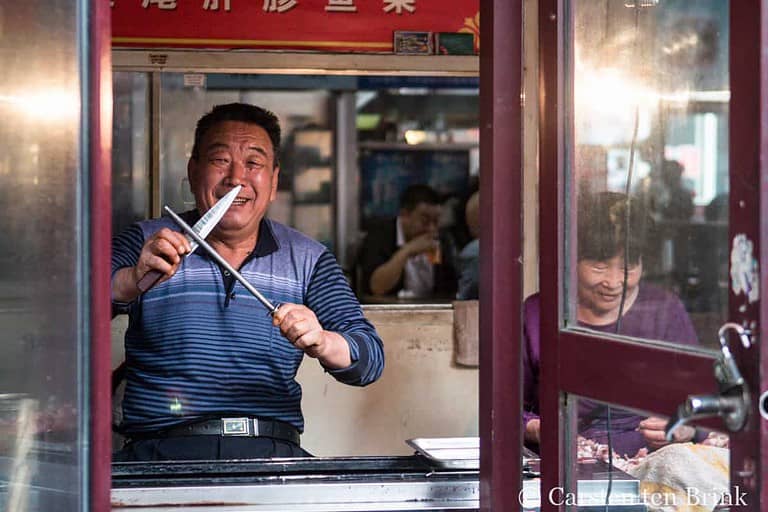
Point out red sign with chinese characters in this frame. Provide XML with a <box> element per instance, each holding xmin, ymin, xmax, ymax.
<box><xmin>111</xmin><ymin>0</ymin><xmax>480</xmax><ymax>52</ymax></box>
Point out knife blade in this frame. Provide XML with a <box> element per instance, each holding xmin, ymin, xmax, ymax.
<box><xmin>136</xmin><ymin>185</ymin><xmax>243</xmax><ymax>293</ymax></box>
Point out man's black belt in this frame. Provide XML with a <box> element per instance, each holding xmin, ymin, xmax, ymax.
<box><xmin>153</xmin><ymin>417</ymin><xmax>300</xmax><ymax>446</ymax></box>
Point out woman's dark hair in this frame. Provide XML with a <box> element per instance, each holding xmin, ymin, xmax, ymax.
<box><xmin>191</xmin><ymin>103</ymin><xmax>282</xmax><ymax>166</ymax></box>
<box><xmin>577</xmin><ymin>191</ymin><xmax>650</xmax><ymax>264</ymax></box>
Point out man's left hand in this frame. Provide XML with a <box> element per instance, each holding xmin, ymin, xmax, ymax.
<box><xmin>272</xmin><ymin>303</ymin><xmax>351</xmax><ymax>369</ymax></box>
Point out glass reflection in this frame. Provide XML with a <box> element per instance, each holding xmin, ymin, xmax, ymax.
<box><xmin>157</xmin><ymin>74</ymin><xmax>336</xmax><ymax>249</ymax></box>
<box><xmin>113</xmin><ymin>72</ymin><xmax>150</xmax><ymax>235</ymax></box>
<box><xmin>0</xmin><ymin>1</ymin><xmax>86</xmax><ymax>509</ymax></box>
<box><xmin>566</xmin><ymin>0</ymin><xmax>729</xmax><ymax>350</ymax></box>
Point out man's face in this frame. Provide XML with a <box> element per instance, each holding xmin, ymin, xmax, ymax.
<box><xmin>401</xmin><ymin>202</ymin><xmax>441</xmax><ymax>241</ymax></box>
<box><xmin>576</xmin><ymin>255</ymin><xmax>642</xmax><ymax>322</ymax></box>
<box><xmin>187</xmin><ymin>120</ymin><xmax>279</xmax><ymax>237</ymax></box>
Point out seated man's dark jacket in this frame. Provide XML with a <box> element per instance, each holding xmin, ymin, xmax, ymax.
<box><xmin>357</xmin><ymin>217</ymin><xmax>457</xmax><ymax>297</ymax></box>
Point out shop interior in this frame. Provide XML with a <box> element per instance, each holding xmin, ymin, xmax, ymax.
<box><xmin>109</xmin><ymin>51</ymin><xmax>730</xmax><ymax>461</ymax></box>
<box><xmin>0</xmin><ymin>1</ymin><xmax>758</xmax><ymax>509</ymax></box>
<box><xmin>111</xmin><ymin>71</ymin><xmax>480</xmax><ymax>294</ymax></box>
<box><xmin>109</xmin><ymin>64</ymin><xmax>483</xmax><ymax>457</ymax></box>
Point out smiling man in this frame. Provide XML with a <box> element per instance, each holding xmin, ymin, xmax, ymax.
<box><xmin>111</xmin><ymin>103</ymin><xmax>384</xmax><ymax>461</ymax></box>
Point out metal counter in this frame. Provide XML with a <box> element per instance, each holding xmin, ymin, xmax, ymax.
<box><xmin>111</xmin><ymin>455</ymin><xmax>647</xmax><ymax>511</ymax></box>
<box><xmin>112</xmin><ymin>456</ymin><xmax>478</xmax><ymax>511</ymax></box>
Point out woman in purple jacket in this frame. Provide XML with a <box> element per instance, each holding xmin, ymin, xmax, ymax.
<box><xmin>522</xmin><ymin>191</ymin><xmax>700</xmax><ymax>457</ymax></box>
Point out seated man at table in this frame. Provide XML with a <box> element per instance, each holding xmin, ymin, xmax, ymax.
<box><xmin>111</xmin><ymin>103</ymin><xmax>384</xmax><ymax>461</ymax></box>
<box><xmin>358</xmin><ymin>184</ymin><xmax>457</xmax><ymax>299</ymax></box>
<box><xmin>522</xmin><ymin>191</ymin><xmax>701</xmax><ymax>457</ymax></box>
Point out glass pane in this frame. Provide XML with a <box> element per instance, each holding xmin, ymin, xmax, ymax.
<box><xmin>158</xmin><ymin>73</ymin><xmax>335</xmax><ymax>249</ymax></box>
<box><xmin>564</xmin><ymin>0</ymin><xmax>729</xmax><ymax>351</ymax></box>
<box><xmin>355</xmin><ymin>82</ymin><xmax>479</xmax><ymax>302</ymax></box>
<box><xmin>559</xmin><ymin>395</ymin><xmax>732</xmax><ymax>512</ymax></box>
<box><xmin>111</xmin><ymin>75</ymin><xmax>481</xmax><ymax>463</ymax></box>
<box><xmin>0</xmin><ymin>2</ymin><xmax>87</xmax><ymax>509</ymax></box>
<box><xmin>113</xmin><ymin>72</ymin><xmax>150</xmax><ymax>234</ymax></box>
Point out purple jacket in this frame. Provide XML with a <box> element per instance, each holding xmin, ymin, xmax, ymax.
<box><xmin>523</xmin><ymin>285</ymin><xmax>699</xmax><ymax>457</ymax></box>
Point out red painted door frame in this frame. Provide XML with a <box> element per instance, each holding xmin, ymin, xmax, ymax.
<box><xmin>479</xmin><ymin>1</ymin><xmax>524</xmax><ymax>510</ymax></box>
<box><xmin>536</xmin><ymin>1</ymin><xmax>766</xmax><ymax>510</ymax></box>
<box><xmin>90</xmin><ymin>0</ymin><xmax>114</xmax><ymax>509</ymax></box>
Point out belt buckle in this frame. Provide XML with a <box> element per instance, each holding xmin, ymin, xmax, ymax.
<box><xmin>221</xmin><ymin>417</ymin><xmax>250</xmax><ymax>436</ymax></box>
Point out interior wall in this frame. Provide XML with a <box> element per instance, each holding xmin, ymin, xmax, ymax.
<box><xmin>299</xmin><ymin>307</ymin><xmax>478</xmax><ymax>456</ymax></box>
<box><xmin>523</xmin><ymin>0</ymin><xmax>540</xmax><ymax>299</ymax></box>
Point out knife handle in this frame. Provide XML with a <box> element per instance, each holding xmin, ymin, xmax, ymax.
<box><xmin>136</xmin><ymin>269</ymin><xmax>164</xmax><ymax>293</ymax></box>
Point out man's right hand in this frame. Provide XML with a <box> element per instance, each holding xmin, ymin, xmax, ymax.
<box><xmin>369</xmin><ymin>232</ymin><xmax>438</xmax><ymax>296</ymax></box>
<box><xmin>112</xmin><ymin>228</ymin><xmax>191</xmax><ymax>302</ymax></box>
<box><xmin>403</xmin><ymin>232</ymin><xmax>438</xmax><ymax>258</ymax></box>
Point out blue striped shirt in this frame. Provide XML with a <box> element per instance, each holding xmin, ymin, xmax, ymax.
<box><xmin>112</xmin><ymin>212</ymin><xmax>384</xmax><ymax>434</ymax></box>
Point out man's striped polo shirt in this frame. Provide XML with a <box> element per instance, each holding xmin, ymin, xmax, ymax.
<box><xmin>111</xmin><ymin>211</ymin><xmax>384</xmax><ymax>435</ymax></box>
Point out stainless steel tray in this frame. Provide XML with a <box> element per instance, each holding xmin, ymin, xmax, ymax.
<box><xmin>406</xmin><ymin>437</ymin><xmax>544</xmax><ymax>474</ymax></box>
<box><xmin>406</xmin><ymin>437</ymin><xmax>478</xmax><ymax>469</ymax></box>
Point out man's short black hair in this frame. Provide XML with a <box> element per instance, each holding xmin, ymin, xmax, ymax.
<box><xmin>191</xmin><ymin>103</ymin><xmax>281</xmax><ymax>166</ymax></box>
<box><xmin>577</xmin><ymin>191</ymin><xmax>651</xmax><ymax>264</ymax></box>
<box><xmin>399</xmin><ymin>184</ymin><xmax>440</xmax><ymax>212</ymax></box>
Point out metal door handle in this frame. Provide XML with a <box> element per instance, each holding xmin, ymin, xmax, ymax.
<box><xmin>665</xmin><ymin>323</ymin><xmax>752</xmax><ymax>439</ymax></box>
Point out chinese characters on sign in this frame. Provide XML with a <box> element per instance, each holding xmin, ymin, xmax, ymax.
<box><xmin>203</xmin><ymin>0</ymin><xmax>231</xmax><ymax>11</ymax></box>
<box><xmin>263</xmin><ymin>0</ymin><xmax>298</xmax><ymax>12</ymax></box>
<box><xmin>113</xmin><ymin>0</ymin><xmax>476</xmax><ymax>51</ymax></box>
<box><xmin>383</xmin><ymin>0</ymin><xmax>416</xmax><ymax>14</ymax></box>
<box><xmin>129</xmin><ymin>0</ymin><xmax>231</xmax><ymax>11</ymax></box>
<box><xmin>142</xmin><ymin>0</ymin><xmax>177</xmax><ymax>9</ymax></box>
<box><xmin>133</xmin><ymin>0</ymin><xmax>420</xmax><ymax>15</ymax></box>
<box><xmin>326</xmin><ymin>0</ymin><xmax>356</xmax><ymax>12</ymax></box>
